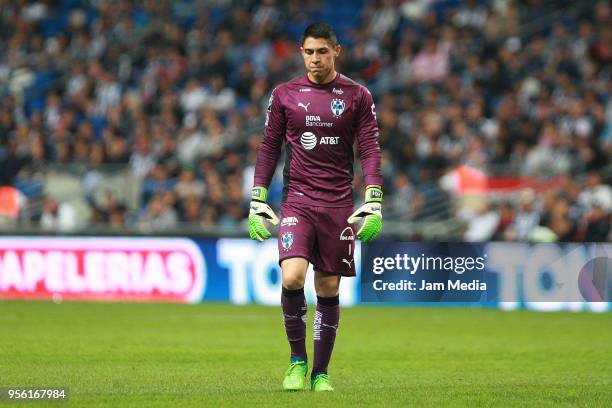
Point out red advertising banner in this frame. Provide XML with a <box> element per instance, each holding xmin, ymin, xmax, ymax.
<box><xmin>0</xmin><ymin>238</ymin><xmax>206</xmax><ymax>303</ymax></box>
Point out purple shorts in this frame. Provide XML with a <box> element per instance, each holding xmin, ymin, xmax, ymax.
<box><xmin>278</xmin><ymin>202</ymin><xmax>356</xmax><ymax>277</ymax></box>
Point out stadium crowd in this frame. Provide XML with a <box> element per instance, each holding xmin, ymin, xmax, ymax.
<box><xmin>0</xmin><ymin>0</ymin><xmax>610</xmax><ymax>241</ymax></box>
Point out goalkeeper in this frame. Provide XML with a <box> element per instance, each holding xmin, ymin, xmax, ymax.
<box><xmin>248</xmin><ymin>23</ymin><xmax>382</xmax><ymax>392</ymax></box>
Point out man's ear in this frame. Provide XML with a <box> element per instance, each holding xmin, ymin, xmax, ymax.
<box><xmin>335</xmin><ymin>44</ymin><xmax>342</xmax><ymax>57</ymax></box>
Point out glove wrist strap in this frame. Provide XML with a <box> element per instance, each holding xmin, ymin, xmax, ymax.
<box><xmin>251</xmin><ymin>186</ymin><xmax>268</xmax><ymax>202</ymax></box>
<box><xmin>365</xmin><ymin>185</ymin><xmax>383</xmax><ymax>203</ymax></box>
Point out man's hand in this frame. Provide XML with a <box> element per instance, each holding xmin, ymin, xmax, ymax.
<box><xmin>248</xmin><ymin>186</ymin><xmax>279</xmax><ymax>241</ymax></box>
<box><xmin>348</xmin><ymin>185</ymin><xmax>383</xmax><ymax>242</ymax></box>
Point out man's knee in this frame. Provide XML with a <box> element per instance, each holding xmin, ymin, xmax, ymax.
<box><xmin>314</xmin><ymin>271</ymin><xmax>340</xmax><ymax>297</ymax></box>
<box><xmin>283</xmin><ymin>275</ymin><xmax>305</xmax><ymax>290</ymax></box>
<box><xmin>281</xmin><ymin>257</ymin><xmax>309</xmax><ymax>289</ymax></box>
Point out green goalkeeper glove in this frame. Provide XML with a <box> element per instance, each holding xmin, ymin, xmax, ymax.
<box><xmin>248</xmin><ymin>186</ymin><xmax>279</xmax><ymax>242</ymax></box>
<box><xmin>348</xmin><ymin>185</ymin><xmax>383</xmax><ymax>242</ymax></box>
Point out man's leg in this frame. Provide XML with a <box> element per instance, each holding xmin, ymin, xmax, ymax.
<box><xmin>311</xmin><ymin>271</ymin><xmax>340</xmax><ymax>391</ymax></box>
<box><xmin>281</xmin><ymin>258</ymin><xmax>309</xmax><ymax>361</ymax></box>
<box><xmin>280</xmin><ymin>257</ymin><xmax>309</xmax><ymax>390</ymax></box>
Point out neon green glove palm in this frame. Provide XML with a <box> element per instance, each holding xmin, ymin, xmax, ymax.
<box><xmin>347</xmin><ymin>185</ymin><xmax>383</xmax><ymax>242</ymax></box>
<box><xmin>248</xmin><ymin>186</ymin><xmax>279</xmax><ymax>242</ymax></box>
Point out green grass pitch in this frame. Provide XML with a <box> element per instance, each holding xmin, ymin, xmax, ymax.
<box><xmin>0</xmin><ymin>301</ymin><xmax>610</xmax><ymax>407</ymax></box>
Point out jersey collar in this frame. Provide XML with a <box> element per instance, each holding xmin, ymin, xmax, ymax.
<box><xmin>304</xmin><ymin>72</ymin><xmax>339</xmax><ymax>88</ymax></box>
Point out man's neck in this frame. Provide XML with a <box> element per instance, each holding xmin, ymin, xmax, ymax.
<box><xmin>307</xmin><ymin>70</ymin><xmax>337</xmax><ymax>85</ymax></box>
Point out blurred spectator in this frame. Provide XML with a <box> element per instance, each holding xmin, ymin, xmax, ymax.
<box><xmin>578</xmin><ymin>171</ymin><xmax>612</xmax><ymax>213</ymax></box>
<box><xmin>180</xmin><ymin>195</ymin><xmax>203</xmax><ymax>224</ymax></box>
<box><xmin>411</xmin><ymin>36</ymin><xmax>451</xmax><ymax>83</ymax></box>
<box><xmin>504</xmin><ymin>189</ymin><xmax>541</xmax><ymax>241</ymax></box>
<box><xmin>0</xmin><ymin>185</ymin><xmax>27</xmax><ymax>227</ymax></box>
<box><xmin>540</xmin><ymin>195</ymin><xmax>577</xmax><ymax>242</ymax></box>
<box><xmin>462</xmin><ymin>200</ymin><xmax>501</xmax><ymax>242</ymax></box>
<box><xmin>40</xmin><ymin>196</ymin><xmax>77</xmax><ymax>231</ymax></box>
<box><xmin>137</xmin><ymin>192</ymin><xmax>178</xmax><ymax>231</ymax></box>
<box><xmin>584</xmin><ymin>203</ymin><xmax>611</xmax><ymax>241</ymax></box>
<box><xmin>0</xmin><ymin>140</ymin><xmax>24</xmax><ymax>185</ymax></box>
<box><xmin>493</xmin><ymin>202</ymin><xmax>515</xmax><ymax>240</ymax></box>
<box><xmin>108</xmin><ymin>203</ymin><xmax>128</xmax><ymax>230</ymax></box>
<box><xmin>175</xmin><ymin>167</ymin><xmax>205</xmax><ymax>201</ymax></box>
<box><xmin>386</xmin><ymin>172</ymin><xmax>415</xmax><ymax>220</ymax></box>
<box><xmin>129</xmin><ymin>133</ymin><xmax>156</xmax><ymax>180</ymax></box>
<box><xmin>205</xmin><ymin>75</ymin><xmax>236</xmax><ymax>113</ymax></box>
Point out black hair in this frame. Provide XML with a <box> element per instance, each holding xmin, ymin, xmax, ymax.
<box><xmin>301</xmin><ymin>22</ymin><xmax>337</xmax><ymax>46</ymax></box>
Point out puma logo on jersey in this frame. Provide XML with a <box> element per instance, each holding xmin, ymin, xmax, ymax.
<box><xmin>298</xmin><ymin>102</ymin><xmax>310</xmax><ymax>112</ymax></box>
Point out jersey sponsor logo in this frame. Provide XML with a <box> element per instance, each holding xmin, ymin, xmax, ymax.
<box><xmin>305</xmin><ymin>115</ymin><xmax>333</xmax><ymax>128</ymax></box>
<box><xmin>300</xmin><ymin>131</ymin><xmax>317</xmax><ymax>150</ymax></box>
<box><xmin>332</xmin><ymin>88</ymin><xmax>344</xmax><ymax>95</ymax></box>
<box><xmin>299</xmin><ymin>88</ymin><xmax>311</xmax><ymax>92</ymax></box>
<box><xmin>298</xmin><ymin>102</ymin><xmax>310</xmax><ymax>112</ymax></box>
<box><xmin>340</xmin><ymin>227</ymin><xmax>355</xmax><ymax>241</ymax></box>
<box><xmin>319</xmin><ymin>136</ymin><xmax>339</xmax><ymax>145</ymax></box>
<box><xmin>339</xmin><ymin>227</ymin><xmax>354</xmax><ymax>269</ymax></box>
<box><xmin>281</xmin><ymin>232</ymin><xmax>294</xmax><ymax>250</ymax></box>
<box><xmin>281</xmin><ymin>216</ymin><xmax>298</xmax><ymax>226</ymax></box>
<box><xmin>331</xmin><ymin>98</ymin><xmax>345</xmax><ymax>117</ymax></box>
<box><xmin>300</xmin><ymin>132</ymin><xmax>339</xmax><ymax>149</ymax></box>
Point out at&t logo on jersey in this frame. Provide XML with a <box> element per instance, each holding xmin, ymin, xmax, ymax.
<box><xmin>300</xmin><ymin>132</ymin><xmax>339</xmax><ymax>150</ymax></box>
<box><xmin>331</xmin><ymin>99</ymin><xmax>345</xmax><ymax>117</ymax></box>
<box><xmin>320</xmin><ymin>136</ymin><xmax>339</xmax><ymax>145</ymax></box>
<box><xmin>300</xmin><ymin>132</ymin><xmax>317</xmax><ymax>150</ymax></box>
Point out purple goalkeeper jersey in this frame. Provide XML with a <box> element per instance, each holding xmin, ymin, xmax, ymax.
<box><xmin>254</xmin><ymin>73</ymin><xmax>382</xmax><ymax>207</ymax></box>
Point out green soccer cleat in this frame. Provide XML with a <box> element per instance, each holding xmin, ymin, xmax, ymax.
<box><xmin>311</xmin><ymin>373</ymin><xmax>334</xmax><ymax>392</ymax></box>
<box><xmin>282</xmin><ymin>360</ymin><xmax>308</xmax><ymax>391</ymax></box>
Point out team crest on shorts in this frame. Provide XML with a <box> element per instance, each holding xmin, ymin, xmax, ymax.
<box><xmin>281</xmin><ymin>232</ymin><xmax>294</xmax><ymax>250</ymax></box>
<box><xmin>331</xmin><ymin>99</ymin><xmax>345</xmax><ymax>117</ymax></box>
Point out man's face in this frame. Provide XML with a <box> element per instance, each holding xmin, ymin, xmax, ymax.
<box><xmin>301</xmin><ymin>37</ymin><xmax>341</xmax><ymax>83</ymax></box>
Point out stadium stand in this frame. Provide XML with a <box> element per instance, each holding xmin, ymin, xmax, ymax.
<box><xmin>0</xmin><ymin>0</ymin><xmax>609</xmax><ymax>241</ymax></box>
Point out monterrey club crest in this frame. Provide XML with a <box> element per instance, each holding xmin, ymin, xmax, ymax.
<box><xmin>281</xmin><ymin>232</ymin><xmax>294</xmax><ymax>250</ymax></box>
<box><xmin>331</xmin><ymin>98</ymin><xmax>345</xmax><ymax>117</ymax></box>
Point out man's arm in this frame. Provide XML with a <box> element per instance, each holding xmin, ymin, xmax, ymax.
<box><xmin>249</xmin><ymin>86</ymin><xmax>285</xmax><ymax>241</ymax></box>
<box><xmin>348</xmin><ymin>87</ymin><xmax>383</xmax><ymax>242</ymax></box>
<box><xmin>355</xmin><ymin>87</ymin><xmax>382</xmax><ymax>188</ymax></box>
<box><xmin>254</xmin><ymin>86</ymin><xmax>286</xmax><ymax>187</ymax></box>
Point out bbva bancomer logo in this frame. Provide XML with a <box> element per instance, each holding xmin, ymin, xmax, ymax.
<box><xmin>0</xmin><ymin>238</ymin><xmax>206</xmax><ymax>303</ymax></box>
<box><xmin>300</xmin><ymin>131</ymin><xmax>340</xmax><ymax>150</ymax></box>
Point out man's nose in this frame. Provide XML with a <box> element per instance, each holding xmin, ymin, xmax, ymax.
<box><xmin>312</xmin><ymin>53</ymin><xmax>321</xmax><ymax>63</ymax></box>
